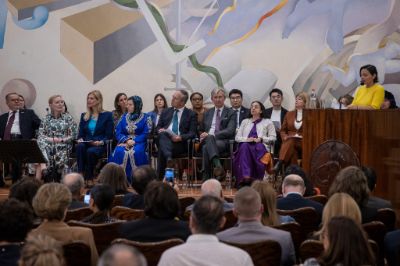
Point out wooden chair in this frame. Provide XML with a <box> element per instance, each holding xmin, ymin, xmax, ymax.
<box><xmin>63</xmin><ymin>241</ymin><xmax>91</xmax><ymax>266</ymax></box>
<box><xmin>299</xmin><ymin>239</ymin><xmax>324</xmax><ymax>263</ymax></box>
<box><xmin>112</xmin><ymin>238</ymin><xmax>184</xmax><ymax>266</ymax></box>
<box><xmin>65</xmin><ymin>207</ymin><xmax>93</xmax><ymax>222</ymax></box>
<box><xmin>111</xmin><ymin>206</ymin><xmax>145</xmax><ymax>221</ymax></box>
<box><xmin>277</xmin><ymin>207</ymin><xmax>320</xmax><ymax>238</ymax></box>
<box><xmin>68</xmin><ymin>220</ymin><xmax>125</xmax><ymax>254</ymax></box>
<box><xmin>220</xmin><ymin>210</ymin><xmax>238</xmax><ymax>231</ymax></box>
<box><xmin>375</xmin><ymin>208</ymin><xmax>396</xmax><ymax>232</ymax></box>
<box><xmin>274</xmin><ymin>222</ymin><xmax>303</xmax><ymax>260</ymax></box>
<box><xmin>112</xmin><ymin>194</ymin><xmax>124</xmax><ymax>207</ymax></box>
<box><xmin>363</xmin><ymin>221</ymin><xmax>386</xmax><ymax>266</ymax></box>
<box><xmin>223</xmin><ymin>240</ymin><xmax>281</xmax><ymax>266</ymax></box>
<box><xmin>178</xmin><ymin>197</ymin><xmax>195</xmax><ymax>218</ymax></box>
<box><xmin>305</xmin><ymin>194</ymin><xmax>328</xmax><ymax>206</ymax></box>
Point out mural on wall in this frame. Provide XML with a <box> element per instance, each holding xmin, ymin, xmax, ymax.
<box><xmin>0</xmin><ymin>0</ymin><xmax>398</xmax><ymax>118</ymax></box>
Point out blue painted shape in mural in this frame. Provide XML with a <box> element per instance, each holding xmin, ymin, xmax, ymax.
<box><xmin>13</xmin><ymin>5</ymin><xmax>49</xmax><ymax>30</ymax></box>
<box><xmin>0</xmin><ymin>0</ymin><xmax>7</xmax><ymax>48</ymax></box>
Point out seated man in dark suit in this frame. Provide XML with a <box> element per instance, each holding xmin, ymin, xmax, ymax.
<box><xmin>200</xmin><ymin>88</ymin><xmax>236</xmax><ymax>180</ymax></box>
<box><xmin>62</xmin><ymin>173</ymin><xmax>87</xmax><ymax>210</ymax></box>
<box><xmin>363</xmin><ymin>166</ymin><xmax>392</xmax><ymax>209</ymax></box>
<box><xmin>229</xmin><ymin>89</ymin><xmax>250</xmax><ymax>129</ymax></box>
<box><xmin>265</xmin><ymin>88</ymin><xmax>288</xmax><ymax>157</ymax></box>
<box><xmin>0</xmin><ymin>92</ymin><xmax>41</xmax><ymax>185</ymax></box>
<box><xmin>156</xmin><ymin>90</ymin><xmax>197</xmax><ymax>178</ymax></box>
<box><xmin>277</xmin><ymin>174</ymin><xmax>323</xmax><ymax>216</ymax></box>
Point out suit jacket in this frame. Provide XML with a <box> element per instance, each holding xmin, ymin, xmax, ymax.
<box><xmin>231</xmin><ymin>106</ymin><xmax>250</xmax><ymax>127</ymax></box>
<box><xmin>367</xmin><ymin>196</ymin><xmax>392</xmax><ymax>210</ymax></box>
<box><xmin>0</xmin><ymin>109</ymin><xmax>41</xmax><ymax>139</ymax></box>
<box><xmin>78</xmin><ymin>111</ymin><xmax>113</xmax><ymax>142</ymax></box>
<box><xmin>217</xmin><ymin>220</ymin><xmax>296</xmax><ymax>266</ymax></box>
<box><xmin>277</xmin><ymin>193</ymin><xmax>323</xmax><ymax>216</ymax></box>
<box><xmin>265</xmin><ymin>107</ymin><xmax>288</xmax><ymax>124</ymax></box>
<box><xmin>280</xmin><ymin>110</ymin><xmax>303</xmax><ymax>140</ymax></box>
<box><xmin>123</xmin><ymin>192</ymin><xmax>144</xmax><ymax>209</ymax></box>
<box><xmin>201</xmin><ymin>106</ymin><xmax>236</xmax><ymax>140</ymax></box>
<box><xmin>119</xmin><ymin>217</ymin><xmax>191</xmax><ymax>242</ymax></box>
<box><xmin>156</xmin><ymin>107</ymin><xmax>197</xmax><ymax>141</ymax></box>
<box><xmin>29</xmin><ymin>221</ymin><xmax>98</xmax><ymax>266</ymax></box>
<box><xmin>68</xmin><ymin>199</ymin><xmax>88</xmax><ymax>210</ymax></box>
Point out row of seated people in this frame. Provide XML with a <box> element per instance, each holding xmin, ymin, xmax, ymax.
<box><xmin>3</xmin><ymin>161</ymin><xmax>397</xmax><ymax>266</ymax></box>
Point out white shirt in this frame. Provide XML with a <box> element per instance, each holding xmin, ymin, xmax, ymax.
<box><xmin>271</xmin><ymin>109</ymin><xmax>281</xmax><ymax>122</ymax></box>
<box><xmin>7</xmin><ymin>110</ymin><xmax>21</xmax><ymax>135</ymax></box>
<box><xmin>235</xmin><ymin>118</ymin><xmax>276</xmax><ymax>151</ymax></box>
<box><xmin>294</xmin><ymin>110</ymin><xmax>303</xmax><ymax>130</ymax></box>
<box><xmin>158</xmin><ymin>234</ymin><xmax>253</xmax><ymax>266</ymax></box>
<box><xmin>209</xmin><ymin>106</ymin><xmax>224</xmax><ymax>136</ymax></box>
<box><xmin>167</xmin><ymin>106</ymin><xmax>185</xmax><ymax>135</ymax></box>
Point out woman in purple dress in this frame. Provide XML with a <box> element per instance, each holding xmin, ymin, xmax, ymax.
<box><xmin>233</xmin><ymin>101</ymin><xmax>276</xmax><ymax>186</ymax></box>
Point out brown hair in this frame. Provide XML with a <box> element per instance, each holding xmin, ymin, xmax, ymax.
<box><xmin>234</xmin><ymin>187</ymin><xmax>262</xmax><ymax>219</ymax></box>
<box><xmin>251</xmin><ymin>181</ymin><xmax>280</xmax><ymax>226</ymax></box>
<box><xmin>32</xmin><ymin>183</ymin><xmax>71</xmax><ymax>221</ymax></box>
<box><xmin>98</xmin><ymin>163</ymin><xmax>128</xmax><ymax>194</ymax></box>
<box><xmin>84</xmin><ymin>90</ymin><xmax>104</xmax><ymax>121</ymax></box>
<box><xmin>19</xmin><ymin>234</ymin><xmax>65</xmax><ymax>266</ymax></box>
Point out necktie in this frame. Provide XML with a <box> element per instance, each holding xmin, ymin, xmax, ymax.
<box><xmin>3</xmin><ymin>111</ymin><xmax>16</xmax><ymax>140</ymax></box>
<box><xmin>215</xmin><ymin>109</ymin><xmax>221</xmax><ymax>133</ymax></box>
<box><xmin>235</xmin><ymin>109</ymin><xmax>239</xmax><ymax>127</ymax></box>
<box><xmin>172</xmin><ymin>109</ymin><xmax>179</xmax><ymax>135</ymax></box>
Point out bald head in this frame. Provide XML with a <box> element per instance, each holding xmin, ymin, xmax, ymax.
<box><xmin>62</xmin><ymin>173</ymin><xmax>84</xmax><ymax>199</ymax></box>
<box><xmin>282</xmin><ymin>174</ymin><xmax>305</xmax><ymax>196</ymax></box>
<box><xmin>201</xmin><ymin>179</ymin><xmax>223</xmax><ymax>198</ymax></box>
<box><xmin>233</xmin><ymin>187</ymin><xmax>262</xmax><ymax>220</ymax></box>
<box><xmin>99</xmin><ymin>244</ymin><xmax>147</xmax><ymax>266</ymax></box>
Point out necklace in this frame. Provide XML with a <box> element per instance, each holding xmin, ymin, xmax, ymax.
<box><xmin>295</xmin><ymin>110</ymin><xmax>303</xmax><ymax>123</ymax></box>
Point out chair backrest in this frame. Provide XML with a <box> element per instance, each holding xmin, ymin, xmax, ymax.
<box><xmin>375</xmin><ymin>208</ymin><xmax>396</xmax><ymax>232</ymax></box>
<box><xmin>299</xmin><ymin>239</ymin><xmax>324</xmax><ymax>263</ymax></box>
<box><xmin>112</xmin><ymin>238</ymin><xmax>184</xmax><ymax>266</ymax></box>
<box><xmin>65</xmin><ymin>207</ymin><xmax>93</xmax><ymax>222</ymax></box>
<box><xmin>305</xmin><ymin>195</ymin><xmax>328</xmax><ymax>206</ymax></box>
<box><xmin>178</xmin><ymin>197</ymin><xmax>195</xmax><ymax>218</ymax></box>
<box><xmin>223</xmin><ymin>240</ymin><xmax>281</xmax><ymax>266</ymax></box>
<box><xmin>111</xmin><ymin>206</ymin><xmax>145</xmax><ymax>221</ymax></box>
<box><xmin>67</xmin><ymin>220</ymin><xmax>125</xmax><ymax>254</ymax></box>
<box><xmin>220</xmin><ymin>210</ymin><xmax>238</xmax><ymax>231</ymax></box>
<box><xmin>277</xmin><ymin>207</ymin><xmax>320</xmax><ymax>238</ymax></box>
<box><xmin>63</xmin><ymin>241</ymin><xmax>91</xmax><ymax>266</ymax></box>
<box><xmin>112</xmin><ymin>194</ymin><xmax>124</xmax><ymax>207</ymax></box>
<box><xmin>273</xmin><ymin>222</ymin><xmax>303</xmax><ymax>260</ymax></box>
<box><xmin>363</xmin><ymin>221</ymin><xmax>386</xmax><ymax>265</ymax></box>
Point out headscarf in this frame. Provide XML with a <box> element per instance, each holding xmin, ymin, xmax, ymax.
<box><xmin>128</xmin><ymin>95</ymin><xmax>143</xmax><ymax>121</ymax></box>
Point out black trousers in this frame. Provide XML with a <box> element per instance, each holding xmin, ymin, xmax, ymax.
<box><xmin>157</xmin><ymin>132</ymin><xmax>187</xmax><ymax>179</ymax></box>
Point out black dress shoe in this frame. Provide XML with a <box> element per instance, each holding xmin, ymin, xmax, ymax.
<box><xmin>213</xmin><ymin>166</ymin><xmax>226</xmax><ymax>182</ymax></box>
<box><xmin>273</xmin><ymin>160</ymin><xmax>282</xmax><ymax>173</ymax></box>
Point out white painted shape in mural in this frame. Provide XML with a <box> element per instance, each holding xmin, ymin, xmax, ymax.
<box><xmin>183</xmin><ymin>0</ymin><xmax>220</xmax><ymax>17</ymax></box>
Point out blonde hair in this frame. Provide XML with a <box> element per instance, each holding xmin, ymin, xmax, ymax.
<box><xmin>84</xmin><ymin>90</ymin><xmax>104</xmax><ymax>121</ymax></box>
<box><xmin>32</xmin><ymin>183</ymin><xmax>71</xmax><ymax>221</ymax></box>
<box><xmin>251</xmin><ymin>181</ymin><xmax>280</xmax><ymax>226</ymax></box>
<box><xmin>295</xmin><ymin>91</ymin><xmax>309</xmax><ymax>109</ymax></box>
<box><xmin>48</xmin><ymin>95</ymin><xmax>62</xmax><ymax>105</ymax></box>
<box><xmin>317</xmin><ymin>192</ymin><xmax>362</xmax><ymax>239</ymax></box>
<box><xmin>19</xmin><ymin>234</ymin><xmax>65</xmax><ymax>266</ymax></box>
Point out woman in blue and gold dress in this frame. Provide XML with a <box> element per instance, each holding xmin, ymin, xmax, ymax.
<box><xmin>109</xmin><ymin>96</ymin><xmax>152</xmax><ymax>183</ymax></box>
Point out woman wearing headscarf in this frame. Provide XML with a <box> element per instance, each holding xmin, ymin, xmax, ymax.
<box><xmin>109</xmin><ymin>96</ymin><xmax>152</xmax><ymax>183</ymax></box>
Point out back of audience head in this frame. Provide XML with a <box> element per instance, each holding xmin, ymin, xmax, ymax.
<box><xmin>0</xmin><ymin>198</ymin><xmax>34</xmax><ymax>243</ymax></box>
<box><xmin>144</xmin><ymin>181</ymin><xmax>179</xmax><ymax>219</ymax></box>
<box><xmin>361</xmin><ymin>166</ymin><xmax>377</xmax><ymax>192</ymax></box>
<box><xmin>99</xmin><ymin>244</ymin><xmax>147</xmax><ymax>266</ymax></box>
<box><xmin>319</xmin><ymin>216</ymin><xmax>375</xmax><ymax>266</ymax></box>
<box><xmin>329</xmin><ymin>166</ymin><xmax>369</xmax><ymax>207</ymax></box>
<box><xmin>19</xmin><ymin>235</ymin><xmax>65</xmax><ymax>266</ymax></box>
<box><xmin>191</xmin><ymin>195</ymin><xmax>225</xmax><ymax>234</ymax></box>
<box><xmin>62</xmin><ymin>172</ymin><xmax>84</xmax><ymax>200</ymax></box>
<box><xmin>131</xmin><ymin>165</ymin><xmax>156</xmax><ymax>195</ymax></box>
<box><xmin>251</xmin><ymin>181</ymin><xmax>279</xmax><ymax>226</ymax></box>
<box><xmin>233</xmin><ymin>187</ymin><xmax>262</xmax><ymax>221</ymax></box>
<box><xmin>282</xmin><ymin>174</ymin><xmax>305</xmax><ymax>196</ymax></box>
<box><xmin>90</xmin><ymin>184</ymin><xmax>115</xmax><ymax>212</ymax></box>
<box><xmin>98</xmin><ymin>162</ymin><xmax>128</xmax><ymax>194</ymax></box>
<box><xmin>33</xmin><ymin>183</ymin><xmax>71</xmax><ymax>221</ymax></box>
<box><xmin>9</xmin><ymin>176</ymin><xmax>42</xmax><ymax>209</ymax></box>
<box><xmin>284</xmin><ymin>164</ymin><xmax>315</xmax><ymax>196</ymax></box>
<box><xmin>201</xmin><ymin>179</ymin><xmax>223</xmax><ymax>199</ymax></box>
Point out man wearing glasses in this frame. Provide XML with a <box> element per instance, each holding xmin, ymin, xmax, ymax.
<box><xmin>228</xmin><ymin>89</ymin><xmax>250</xmax><ymax>129</ymax></box>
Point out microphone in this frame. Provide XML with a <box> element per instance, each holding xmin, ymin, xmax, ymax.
<box><xmin>46</xmin><ymin>108</ymin><xmax>50</xmax><ymax>115</ymax></box>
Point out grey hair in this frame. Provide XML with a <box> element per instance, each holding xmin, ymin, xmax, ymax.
<box><xmin>98</xmin><ymin>244</ymin><xmax>147</xmax><ymax>266</ymax></box>
<box><xmin>210</xmin><ymin>87</ymin><xmax>226</xmax><ymax>98</ymax></box>
<box><xmin>62</xmin><ymin>173</ymin><xmax>84</xmax><ymax>197</ymax></box>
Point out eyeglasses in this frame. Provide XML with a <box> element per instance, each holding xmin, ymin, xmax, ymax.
<box><xmin>230</xmin><ymin>96</ymin><xmax>241</xmax><ymax>100</ymax></box>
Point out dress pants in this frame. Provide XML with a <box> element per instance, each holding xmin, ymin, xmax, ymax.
<box><xmin>279</xmin><ymin>137</ymin><xmax>302</xmax><ymax>165</ymax></box>
<box><xmin>157</xmin><ymin>132</ymin><xmax>186</xmax><ymax>179</ymax></box>
<box><xmin>202</xmin><ymin>135</ymin><xmax>228</xmax><ymax>178</ymax></box>
<box><xmin>76</xmin><ymin>143</ymin><xmax>105</xmax><ymax>180</ymax></box>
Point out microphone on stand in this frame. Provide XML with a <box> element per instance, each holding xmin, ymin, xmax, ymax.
<box><xmin>46</xmin><ymin>107</ymin><xmax>50</xmax><ymax>115</ymax></box>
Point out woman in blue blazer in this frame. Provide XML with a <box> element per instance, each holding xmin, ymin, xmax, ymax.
<box><xmin>77</xmin><ymin>90</ymin><xmax>113</xmax><ymax>185</ymax></box>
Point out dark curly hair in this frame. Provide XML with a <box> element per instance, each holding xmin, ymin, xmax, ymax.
<box><xmin>0</xmin><ymin>199</ymin><xmax>34</xmax><ymax>242</ymax></box>
<box><xmin>144</xmin><ymin>181</ymin><xmax>180</xmax><ymax>219</ymax></box>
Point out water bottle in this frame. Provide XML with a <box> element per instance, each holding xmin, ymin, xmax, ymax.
<box><xmin>181</xmin><ymin>169</ymin><xmax>188</xmax><ymax>190</ymax></box>
<box><xmin>310</xmin><ymin>89</ymin><xmax>317</xmax><ymax>109</ymax></box>
<box><xmin>225</xmin><ymin>170</ymin><xmax>232</xmax><ymax>190</ymax></box>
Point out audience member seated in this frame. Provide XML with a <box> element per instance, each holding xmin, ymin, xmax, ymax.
<box><xmin>303</xmin><ymin>216</ymin><xmax>375</xmax><ymax>266</ymax></box>
<box><xmin>217</xmin><ymin>187</ymin><xmax>295</xmax><ymax>266</ymax></box>
<box><xmin>265</xmin><ymin>88</ymin><xmax>288</xmax><ymax>157</ymax></box>
<box><xmin>186</xmin><ymin>179</ymin><xmax>233</xmax><ymax>212</ymax></box>
<box><xmin>362</xmin><ymin>166</ymin><xmax>392</xmax><ymax>209</ymax></box>
<box><xmin>328</xmin><ymin>166</ymin><xmax>378</xmax><ymax>223</ymax></box>
<box><xmin>158</xmin><ymin>195</ymin><xmax>253</xmax><ymax>266</ymax></box>
<box><xmin>119</xmin><ymin>181</ymin><xmax>191</xmax><ymax>242</ymax></box>
<box><xmin>109</xmin><ymin>96</ymin><xmax>151</xmax><ymax>182</ymax></box>
<box><xmin>123</xmin><ymin>165</ymin><xmax>157</xmax><ymax>209</ymax></box>
<box><xmin>29</xmin><ymin>183</ymin><xmax>98</xmax><ymax>266</ymax></box>
<box><xmin>37</xmin><ymin>95</ymin><xmax>77</xmax><ymax>181</ymax></box>
<box><xmin>76</xmin><ymin>90</ymin><xmax>113</xmax><ymax>187</ymax></box>
<box><xmin>111</xmin><ymin>93</ymin><xmax>127</xmax><ymax>127</ymax></box>
<box><xmin>274</xmin><ymin>91</ymin><xmax>309</xmax><ymax>173</ymax></box>
<box><xmin>200</xmin><ymin>88</ymin><xmax>236</xmax><ymax>180</ymax></box>
<box><xmin>62</xmin><ymin>173</ymin><xmax>87</xmax><ymax>210</ymax></box>
<box><xmin>338</xmin><ymin>94</ymin><xmax>353</xmax><ymax>109</ymax></box>
<box><xmin>0</xmin><ymin>199</ymin><xmax>34</xmax><ymax>266</ymax></box>
<box><xmin>81</xmin><ymin>184</ymin><xmax>118</xmax><ymax>224</ymax></box>
<box><xmin>384</xmin><ymin>229</ymin><xmax>400</xmax><ymax>266</ymax></box>
<box><xmin>234</xmin><ymin>101</ymin><xmax>276</xmax><ymax>185</ymax></box>
<box><xmin>9</xmin><ymin>176</ymin><xmax>42</xmax><ymax>211</ymax></box>
<box><xmin>98</xmin><ymin>162</ymin><xmax>129</xmax><ymax>195</ymax></box>
<box><xmin>148</xmin><ymin>93</ymin><xmax>168</xmax><ymax>130</ymax></box>
<box><xmin>156</xmin><ymin>90</ymin><xmax>197</xmax><ymax>178</ymax></box>
<box><xmin>284</xmin><ymin>164</ymin><xmax>316</xmax><ymax>197</ymax></box>
<box><xmin>277</xmin><ymin>175</ymin><xmax>323</xmax><ymax>216</ymax></box>
<box><xmin>98</xmin><ymin>244</ymin><xmax>147</xmax><ymax>266</ymax></box>
<box><xmin>251</xmin><ymin>181</ymin><xmax>294</xmax><ymax>226</ymax></box>
<box><xmin>229</xmin><ymin>89</ymin><xmax>250</xmax><ymax>129</ymax></box>
<box><xmin>190</xmin><ymin>92</ymin><xmax>208</xmax><ymax>134</ymax></box>
<box><xmin>381</xmin><ymin>90</ymin><xmax>398</xmax><ymax>109</ymax></box>
<box><xmin>19</xmin><ymin>235</ymin><xmax>65</xmax><ymax>266</ymax></box>
<box><xmin>348</xmin><ymin>64</ymin><xmax>384</xmax><ymax>110</ymax></box>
